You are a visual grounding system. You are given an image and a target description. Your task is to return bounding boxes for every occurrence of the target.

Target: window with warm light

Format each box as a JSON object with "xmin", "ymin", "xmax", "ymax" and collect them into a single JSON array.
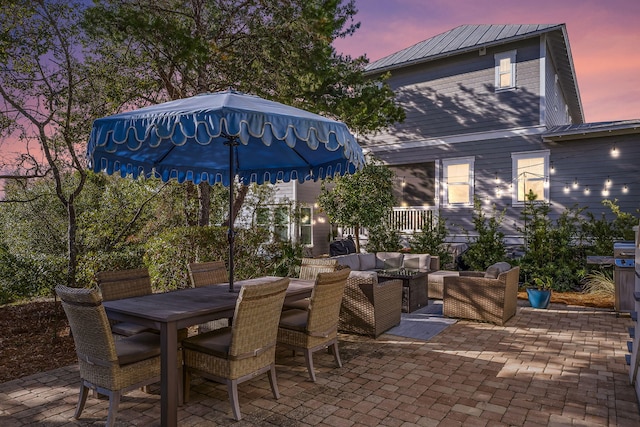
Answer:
[
  {"xmin": 495, "ymin": 50, "xmax": 516, "ymax": 91},
  {"xmin": 257, "ymin": 205, "xmax": 313, "ymax": 245},
  {"xmin": 299, "ymin": 207, "xmax": 312, "ymax": 246},
  {"xmin": 512, "ymin": 151, "xmax": 550, "ymax": 204},
  {"xmin": 442, "ymin": 157, "xmax": 474, "ymax": 205}
]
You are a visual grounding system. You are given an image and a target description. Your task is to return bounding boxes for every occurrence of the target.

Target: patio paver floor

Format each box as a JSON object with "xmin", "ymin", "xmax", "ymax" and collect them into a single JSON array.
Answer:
[{"xmin": 1, "ymin": 302, "xmax": 639, "ymax": 426}]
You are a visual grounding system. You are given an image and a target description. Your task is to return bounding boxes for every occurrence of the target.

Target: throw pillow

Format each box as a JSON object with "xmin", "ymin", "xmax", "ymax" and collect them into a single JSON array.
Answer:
[
  {"xmin": 383, "ymin": 255, "xmax": 403, "ymax": 270},
  {"xmin": 484, "ymin": 262, "xmax": 511, "ymax": 279},
  {"xmin": 403, "ymin": 254, "xmax": 431, "ymax": 270}
]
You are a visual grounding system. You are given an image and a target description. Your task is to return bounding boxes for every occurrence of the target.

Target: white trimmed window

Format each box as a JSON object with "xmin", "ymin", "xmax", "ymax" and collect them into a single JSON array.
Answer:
[
  {"xmin": 511, "ymin": 150, "xmax": 550, "ymax": 204},
  {"xmin": 442, "ymin": 157, "xmax": 474, "ymax": 206},
  {"xmin": 495, "ymin": 50, "xmax": 517, "ymax": 91},
  {"xmin": 256, "ymin": 205, "xmax": 313, "ymax": 246},
  {"xmin": 299, "ymin": 207, "xmax": 312, "ymax": 246}
]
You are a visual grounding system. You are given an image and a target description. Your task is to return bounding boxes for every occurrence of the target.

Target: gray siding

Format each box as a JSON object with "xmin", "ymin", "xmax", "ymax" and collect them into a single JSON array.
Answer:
[
  {"xmin": 544, "ymin": 133, "xmax": 640, "ymax": 218},
  {"xmin": 544, "ymin": 49, "xmax": 571, "ymax": 126},
  {"xmin": 364, "ymin": 38, "xmax": 543, "ymax": 146}
]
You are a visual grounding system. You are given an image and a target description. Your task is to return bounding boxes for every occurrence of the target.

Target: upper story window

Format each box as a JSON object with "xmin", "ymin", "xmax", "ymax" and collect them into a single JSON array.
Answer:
[
  {"xmin": 298, "ymin": 207, "xmax": 312, "ymax": 246},
  {"xmin": 511, "ymin": 150, "xmax": 550, "ymax": 204},
  {"xmin": 442, "ymin": 157, "xmax": 474, "ymax": 206},
  {"xmin": 495, "ymin": 50, "xmax": 517, "ymax": 91}
]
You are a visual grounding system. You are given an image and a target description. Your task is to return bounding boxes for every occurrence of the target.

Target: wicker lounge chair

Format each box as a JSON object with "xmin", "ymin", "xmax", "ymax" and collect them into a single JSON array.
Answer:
[
  {"xmin": 188, "ymin": 261, "xmax": 230, "ymax": 332},
  {"xmin": 182, "ymin": 277, "xmax": 290, "ymax": 421},
  {"xmin": 277, "ymin": 268, "xmax": 351, "ymax": 382},
  {"xmin": 55, "ymin": 285, "xmax": 161, "ymax": 427},
  {"xmin": 97, "ymin": 268, "xmax": 154, "ymax": 337},
  {"xmin": 443, "ymin": 265, "xmax": 520, "ymax": 325},
  {"xmin": 339, "ymin": 272, "xmax": 402, "ymax": 338}
]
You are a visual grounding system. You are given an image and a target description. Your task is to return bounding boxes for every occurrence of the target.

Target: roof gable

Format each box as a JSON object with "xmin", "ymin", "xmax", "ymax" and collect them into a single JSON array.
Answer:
[
  {"xmin": 365, "ymin": 24, "xmax": 563, "ymax": 72},
  {"xmin": 365, "ymin": 24, "xmax": 584, "ymax": 124}
]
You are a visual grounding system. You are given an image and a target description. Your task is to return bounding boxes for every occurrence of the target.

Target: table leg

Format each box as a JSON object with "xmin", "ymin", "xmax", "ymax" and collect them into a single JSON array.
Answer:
[{"xmin": 161, "ymin": 322, "xmax": 178, "ymax": 427}]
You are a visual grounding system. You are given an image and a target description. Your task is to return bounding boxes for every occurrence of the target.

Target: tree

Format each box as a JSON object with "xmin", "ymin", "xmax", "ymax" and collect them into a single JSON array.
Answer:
[
  {"xmin": 0, "ymin": 0, "xmax": 111, "ymax": 285},
  {"xmin": 83, "ymin": 0, "xmax": 405, "ymax": 225},
  {"xmin": 317, "ymin": 159, "xmax": 395, "ymax": 252}
]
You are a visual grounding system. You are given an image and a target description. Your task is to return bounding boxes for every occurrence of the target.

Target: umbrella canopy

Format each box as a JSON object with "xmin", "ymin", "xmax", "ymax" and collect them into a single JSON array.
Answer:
[{"xmin": 87, "ymin": 90, "xmax": 365, "ymax": 290}]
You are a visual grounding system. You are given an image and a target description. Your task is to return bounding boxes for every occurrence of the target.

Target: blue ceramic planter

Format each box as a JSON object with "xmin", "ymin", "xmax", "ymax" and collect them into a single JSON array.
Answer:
[{"xmin": 526, "ymin": 288, "xmax": 551, "ymax": 309}]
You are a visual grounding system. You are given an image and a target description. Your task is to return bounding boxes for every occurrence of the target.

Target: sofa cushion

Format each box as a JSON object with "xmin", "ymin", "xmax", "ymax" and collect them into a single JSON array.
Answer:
[
  {"xmin": 335, "ymin": 253, "xmax": 360, "ymax": 271},
  {"xmin": 484, "ymin": 262, "xmax": 512, "ymax": 279},
  {"xmin": 358, "ymin": 253, "xmax": 377, "ymax": 271},
  {"xmin": 403, "ymin": 254, "xmax": 431, "ymax": 270},
  {"xmin": 375, "ymin": 252, "xmax": 403, "ymax": 269}
]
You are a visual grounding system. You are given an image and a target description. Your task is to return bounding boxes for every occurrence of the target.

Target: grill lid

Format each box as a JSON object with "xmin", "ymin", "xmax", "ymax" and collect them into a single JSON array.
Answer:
[{"xmin": 613, "ymin": 242, "xmax": 635, "ymax": 259}]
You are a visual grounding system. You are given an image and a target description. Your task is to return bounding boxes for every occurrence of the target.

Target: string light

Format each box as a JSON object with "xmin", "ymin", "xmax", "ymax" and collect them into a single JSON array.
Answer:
[
  {"xmin": 573, "ymin": 178, "xmax": 578, "ymax": 189},
  {"xmin": 623, "ymin": 184, "xmax": 629, "ymax": 193},
  {"xmin": 584, "ymin": 186, "xmax": 590, "ymax": 195},
  {"xmin": 550, "ymin": 161, "xmax": 555, "ymax": 174},
  {"xmin": 564, "ymin": 183, "xmax": 570, "ymax": 194},
  {"xmin": 611, "ymin": 143, "xmax": 619, "ymax": 158},
  {"xmin": 601, "ymin": 187, "xmax": 609, "ymax": 197},
  {"xmin": 605, "ymin": 176, "xmax": 611, "ymax": 188}
]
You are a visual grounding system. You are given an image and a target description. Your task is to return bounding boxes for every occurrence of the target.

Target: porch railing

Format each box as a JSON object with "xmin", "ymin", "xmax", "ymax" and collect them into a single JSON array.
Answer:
[{"xmin": 340, "ymin": 206, "xmax": 438, "ymax": 238}]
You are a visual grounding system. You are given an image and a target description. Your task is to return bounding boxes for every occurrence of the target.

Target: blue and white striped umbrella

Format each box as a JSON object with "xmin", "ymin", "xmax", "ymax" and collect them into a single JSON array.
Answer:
[{"xmin": 87, "ymin": 90, "xmax": 365, "ymax": 290}]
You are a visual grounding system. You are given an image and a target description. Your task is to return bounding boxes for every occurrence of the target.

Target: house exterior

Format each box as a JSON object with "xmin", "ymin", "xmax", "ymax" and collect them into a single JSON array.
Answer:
[{"xmin": 271, "ymin": 24, "xmax": 640, "ymax": 255}]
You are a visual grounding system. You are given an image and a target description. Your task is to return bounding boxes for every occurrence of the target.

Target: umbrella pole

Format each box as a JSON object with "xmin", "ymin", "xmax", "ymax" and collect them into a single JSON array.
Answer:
[{"xmin": 226, "ymin": 136, "xmax": 239, "ymax": 292}]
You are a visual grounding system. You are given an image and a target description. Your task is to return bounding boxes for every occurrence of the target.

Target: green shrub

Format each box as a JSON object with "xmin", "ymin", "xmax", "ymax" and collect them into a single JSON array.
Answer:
[
  {"xmin": 462, "ymin": 198, "xmax": 506, "ymax": 271},
  {"xmin": 366, "ymin": 221, "xmax": 403, "ymax": 253},
  {"xmin": 517, "ymin": 191, "xmax": 586, "ymax": 291},
  {"xmin": 408, "ymin": 214, "xmax": 452, "ymax": 268},
  {"xmin": 143, "ymin": 225, "xmax": 277, "ymax": 291},
  {"xmin": 0, "ymin": 247, "xmax": 67, "ymax": 305}
]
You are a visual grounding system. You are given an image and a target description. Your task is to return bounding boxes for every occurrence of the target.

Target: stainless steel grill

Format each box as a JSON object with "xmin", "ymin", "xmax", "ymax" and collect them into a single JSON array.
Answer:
[{"xmin": 614, "ymin": 242, "xmax": 636, "ymax": 314}]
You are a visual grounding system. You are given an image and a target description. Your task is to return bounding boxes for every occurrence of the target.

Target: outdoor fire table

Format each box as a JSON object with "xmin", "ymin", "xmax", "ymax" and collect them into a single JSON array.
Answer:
[{"xmin": 377, "ymin": 269, "xmax": 429, "ymax": 312}]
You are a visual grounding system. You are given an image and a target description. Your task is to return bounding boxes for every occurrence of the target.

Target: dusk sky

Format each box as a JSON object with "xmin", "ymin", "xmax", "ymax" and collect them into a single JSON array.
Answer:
[{"xmin": 333, "ymin": 0, "xmax": 640, "ymax": 123}]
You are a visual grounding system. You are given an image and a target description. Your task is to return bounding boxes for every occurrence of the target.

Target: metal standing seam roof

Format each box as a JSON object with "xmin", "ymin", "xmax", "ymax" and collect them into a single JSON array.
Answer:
[
  {"xmin": 365, "ymin": 24, "xmax": 584, "ymax": 123},
  {"xmin": 543, "ymin": 120, "xmax": 640, "ymax": 141}
]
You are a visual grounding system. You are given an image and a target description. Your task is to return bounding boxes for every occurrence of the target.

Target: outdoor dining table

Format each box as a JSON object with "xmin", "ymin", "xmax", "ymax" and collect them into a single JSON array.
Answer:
[{"xmin": 103, "ymin": 276, "xmax": 315, "ymax": 427}]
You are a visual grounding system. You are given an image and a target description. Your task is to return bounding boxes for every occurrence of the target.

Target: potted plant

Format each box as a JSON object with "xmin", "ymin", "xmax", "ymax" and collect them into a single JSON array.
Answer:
[{"xmin": 526, "ymin": 276, "xmax": 553, "ymax": 309}]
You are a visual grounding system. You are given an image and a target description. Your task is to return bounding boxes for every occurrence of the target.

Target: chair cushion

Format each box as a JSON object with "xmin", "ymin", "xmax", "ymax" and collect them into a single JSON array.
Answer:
[
  {"xmin": 278, "ymin": 309, "xmax": 308, "ymax": 332},
  {"xmin": 358, "ymin": 253, "xmax": 377, "ymax": 270},
  {"xmin": 403, "ymin": 254, "xmax": 431, "ymax": 270},
  {"xmin": 334, "ymin": 254, "xmax": 360, "ymax": 271},
  {"xmin": 115, "ymin": 332, "xmax": 161, "ymax": 366},
  {"xmin": 484, "ymin": 262, "xmax": 512, "ymax": 279},
  {"xmin": 283, "ymin": 298, "xmax": 310, "ymax": 311},
  {"xmin": 111, "ymin": 322, "xmax": 152, "ymax": 337},
  {"xmin": 182, "ymin": 327, "xmax": 232, "ymax": 359},
  {"xmin": 428, "ymin": 270, "xmax": 460, "ymax": 285}
]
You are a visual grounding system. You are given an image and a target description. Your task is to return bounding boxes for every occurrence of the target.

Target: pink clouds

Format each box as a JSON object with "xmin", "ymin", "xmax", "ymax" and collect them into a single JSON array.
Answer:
[{"xmin": 334, "ymin": 0, "xmax": 640, "ymax": 122}]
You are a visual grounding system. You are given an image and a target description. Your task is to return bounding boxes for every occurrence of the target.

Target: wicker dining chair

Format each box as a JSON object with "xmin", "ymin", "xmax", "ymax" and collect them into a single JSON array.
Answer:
[
  {"xmin": 283, "ymin": 258, "xmax": 340, "ymax": 310},
  {"xmin": 187, "ymin": 261, "xmax": 228, "ymax": 287},
  {"xmin": 187, "ymin": 261, "xmax": 230, "ymax": 332},
  {"xmin": 182, "ymin": 277, "xmax": 290, "ymax": 421},
  {"xmin": 277, "ymin": 268, "xmax": 351, "ymax": 382},
  {"xmin": 97, "ymin": 268, "xmax": 154, "ymax": 337},
  {"xmin": 55, "ymin": 285, "xmax": 161, "ymax": 427}
]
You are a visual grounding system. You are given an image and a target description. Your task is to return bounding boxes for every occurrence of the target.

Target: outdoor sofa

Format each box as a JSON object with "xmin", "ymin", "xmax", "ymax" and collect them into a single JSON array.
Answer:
[{"xmin": 331, "ymin": 252, "xmax": 440, "ymax": 273}]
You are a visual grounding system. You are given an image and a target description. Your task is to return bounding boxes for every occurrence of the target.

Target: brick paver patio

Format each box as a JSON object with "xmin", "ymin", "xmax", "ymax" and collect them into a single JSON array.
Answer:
[{"xmin": 1, "ymin": 302, "xmax": 639, "ymax": 426}]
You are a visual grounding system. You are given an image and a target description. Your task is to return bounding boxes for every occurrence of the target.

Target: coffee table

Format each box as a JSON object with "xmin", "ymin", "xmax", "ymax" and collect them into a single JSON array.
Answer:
[{"xmin": 377, "ymin": 269, "xmax": 429, "ymax": 312}]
